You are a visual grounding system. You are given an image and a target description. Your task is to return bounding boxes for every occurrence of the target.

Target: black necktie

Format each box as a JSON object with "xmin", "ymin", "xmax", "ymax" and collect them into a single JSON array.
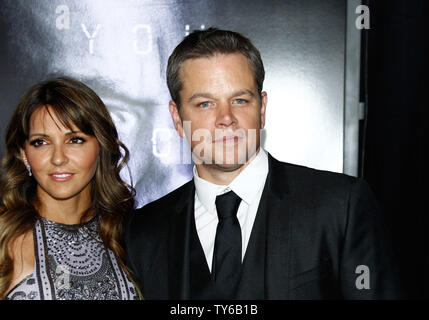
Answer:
[{"xmin": 212, "ymin": 190, "xmax": 242, "ymax": 299}]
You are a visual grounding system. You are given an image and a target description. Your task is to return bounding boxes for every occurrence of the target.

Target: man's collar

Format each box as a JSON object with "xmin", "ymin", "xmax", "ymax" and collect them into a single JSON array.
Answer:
[
  {"xmin": 229, "ymin": 149, "xmax": 268, "ymax": 205},
  {"xmin": 193, "ymin": 149, "xmax": 269, "ymax": 214},
  {"xmin": 193, "ymin": 166, "xmax": 224, "ymax": 214}
]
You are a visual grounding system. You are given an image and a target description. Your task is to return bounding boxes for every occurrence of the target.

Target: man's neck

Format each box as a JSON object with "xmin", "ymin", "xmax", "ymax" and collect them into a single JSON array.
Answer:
[{"xmin": 195, "ymin": 149, "xmax": 260, "ymax": 185}]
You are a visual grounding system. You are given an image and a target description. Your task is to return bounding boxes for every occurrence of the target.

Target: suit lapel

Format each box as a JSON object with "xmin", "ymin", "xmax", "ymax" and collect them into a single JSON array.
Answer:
[
  {"xmin": 236, "ymin": 153, "xmax": 293, "ymax": 299},
  {"xmin": 167, "ymin": 181, "xmax": 195, "ymax": 299},
  {"xmin": 236, "ymin": 189, "xmax": 267, "ymax": 299},
  {"xmin": 264, "ymin": 154, "xmax": 293, "ymax": 299}
]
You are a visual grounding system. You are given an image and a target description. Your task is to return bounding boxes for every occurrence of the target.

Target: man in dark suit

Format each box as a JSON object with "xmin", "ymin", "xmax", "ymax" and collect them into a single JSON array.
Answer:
[{"xmin": 125, "ymin": 28, "xmax": 402, "ymax": 299}]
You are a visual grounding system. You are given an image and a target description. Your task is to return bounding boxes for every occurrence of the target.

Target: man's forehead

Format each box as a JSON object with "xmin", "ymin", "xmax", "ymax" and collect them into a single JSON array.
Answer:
[
  {"xmin": 179, "ymin": 52, "xmax": 255, "ymax": 86},
  {"xmin": 177, "ymin": 52, "xmax": 259, "ymax": 103},
  {"xmin": 182, "ymin": 52, "xmax": 249, "ymax": 68}
]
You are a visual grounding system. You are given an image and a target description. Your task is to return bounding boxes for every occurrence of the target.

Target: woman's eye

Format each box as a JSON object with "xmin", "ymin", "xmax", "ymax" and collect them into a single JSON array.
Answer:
[
  {"xmin": 69, "ymin": 136, "xmax": 86, "ymax": 144},
  {"xmin": 29, "ymin": 139, "xmax": 46, "ymax": 147}
]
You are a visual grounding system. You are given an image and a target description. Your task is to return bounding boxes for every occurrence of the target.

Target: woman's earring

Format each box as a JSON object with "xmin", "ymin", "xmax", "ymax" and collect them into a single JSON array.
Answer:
[{"xmin": 24, "ymin": 159, "xmax": 32, "ymax": 176}]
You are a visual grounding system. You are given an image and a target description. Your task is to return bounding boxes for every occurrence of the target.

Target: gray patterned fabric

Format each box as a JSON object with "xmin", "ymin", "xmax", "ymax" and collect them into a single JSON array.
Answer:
[{"xmin": 6, "ymin": 215, "xmax": 138, "ymax": 300}]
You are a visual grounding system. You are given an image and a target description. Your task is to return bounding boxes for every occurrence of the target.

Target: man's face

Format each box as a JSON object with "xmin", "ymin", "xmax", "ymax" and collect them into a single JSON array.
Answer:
[{"xmin": 169, "ymin": 53, "xmax": 267, "ymax": 172}]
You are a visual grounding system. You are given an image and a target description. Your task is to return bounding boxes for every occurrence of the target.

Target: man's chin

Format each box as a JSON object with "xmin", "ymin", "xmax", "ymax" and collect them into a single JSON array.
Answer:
[{"xmin": 208, "ymin": 162, "xmax": 245, "ymax": 172}]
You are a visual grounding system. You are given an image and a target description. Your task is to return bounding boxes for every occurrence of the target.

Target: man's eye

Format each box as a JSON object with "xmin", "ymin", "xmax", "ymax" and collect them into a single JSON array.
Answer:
[
  {"xmin": 69, "ymin": 137, "xmax": 86, "ymax": 144},
  {"xmin": 199, "ymin": 101, "xmax": 211, "ymax": 108},
  {"xmin": 29, "ymin": 139, "xmax": 46, "ymax": 147},
  {"xmin": 234, "ymin": 99, "xmax": 247, "ymax": 105}
]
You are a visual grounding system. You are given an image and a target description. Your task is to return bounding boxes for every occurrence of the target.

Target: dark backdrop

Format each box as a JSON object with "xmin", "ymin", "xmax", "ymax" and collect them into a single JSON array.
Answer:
[{"xmin": 362, "ymin": 0, "xmax": 428, "ymax": 298}]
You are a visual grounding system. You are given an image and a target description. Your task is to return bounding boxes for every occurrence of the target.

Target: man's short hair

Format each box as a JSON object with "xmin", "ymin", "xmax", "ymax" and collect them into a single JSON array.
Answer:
[{"xmin": 166, "ymin": 27, "xmax": 265, "ymax": 108}]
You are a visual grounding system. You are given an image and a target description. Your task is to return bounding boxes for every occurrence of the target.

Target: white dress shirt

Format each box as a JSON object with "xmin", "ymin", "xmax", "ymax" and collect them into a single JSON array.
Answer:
[{"xmin": 193, "ymin": 148, "xmax": 269, "ymax": 272}]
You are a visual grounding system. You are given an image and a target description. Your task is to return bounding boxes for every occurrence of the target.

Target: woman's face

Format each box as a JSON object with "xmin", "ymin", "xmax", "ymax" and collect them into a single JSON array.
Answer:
[{"xmin": 20, "ymin": 106, "xmax": 100, "ymax": 202}]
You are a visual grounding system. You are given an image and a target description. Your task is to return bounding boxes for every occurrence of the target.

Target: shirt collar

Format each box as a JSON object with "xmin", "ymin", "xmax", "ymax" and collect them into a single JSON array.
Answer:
[{"xmin": 193, "ymin": 148, "xmax": 269, "ymax": 215}]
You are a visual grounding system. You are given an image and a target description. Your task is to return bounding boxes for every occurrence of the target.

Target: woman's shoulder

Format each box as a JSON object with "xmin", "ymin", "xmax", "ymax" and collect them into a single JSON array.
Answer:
[
  {"xmin": 9, "ymin": 229, "xmax": 34, "ymax": 259},
  {"xmin": 4, "ymin": 227, "xmax": 35, "ymax": 297}
]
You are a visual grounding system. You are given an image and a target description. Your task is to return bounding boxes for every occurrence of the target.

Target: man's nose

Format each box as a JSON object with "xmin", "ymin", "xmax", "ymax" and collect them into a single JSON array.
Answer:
[
  {"xmin": 51, "ymin": 145, "xmax": 68, "ymax": 166},
  {"xmin": 216, "ymin": 102, "xmax": 237, "ymax": 127}
]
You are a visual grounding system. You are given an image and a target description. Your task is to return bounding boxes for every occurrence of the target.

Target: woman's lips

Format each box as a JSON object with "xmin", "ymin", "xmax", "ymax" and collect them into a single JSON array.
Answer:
[{"xmin": 49, "ymin": 173, "xmax": 74, "ymax": 182}]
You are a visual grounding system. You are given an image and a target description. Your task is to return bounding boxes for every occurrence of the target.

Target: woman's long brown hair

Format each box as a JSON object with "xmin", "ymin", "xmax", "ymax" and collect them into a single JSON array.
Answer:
[{"xmin": 0, "ymin": 77, "xmax": 140, "ymax": 298}]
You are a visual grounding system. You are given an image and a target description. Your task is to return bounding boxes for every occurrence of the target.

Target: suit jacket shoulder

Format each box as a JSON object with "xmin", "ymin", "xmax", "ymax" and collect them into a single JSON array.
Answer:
[
  {"xmin": 268, "ymin": 155, "xmax": 374, "ymax": 223},
  {"xmin": 269, "ymin": 156, "xmax": 401, "ymax": 299},
  {"xmin": 126, "ymin": 180, "xmax": 193, "ymax": 240},
  {"xmin": 124, "ymin": 180, "xmax": 194, "ymax": 290},
  {"xmin": 277, "ymin": 157, "xmax": 364, "ymax": 194}
]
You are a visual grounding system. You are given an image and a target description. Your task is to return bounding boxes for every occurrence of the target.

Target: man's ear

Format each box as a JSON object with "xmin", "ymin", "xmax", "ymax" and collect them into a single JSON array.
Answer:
[
  {"xmin": 260, "ymin": 91, "xmax": 268, "ymax": 129},
  {"xmin": 169, "ymin": 100, "xmax": 184, "ymax": 138}
]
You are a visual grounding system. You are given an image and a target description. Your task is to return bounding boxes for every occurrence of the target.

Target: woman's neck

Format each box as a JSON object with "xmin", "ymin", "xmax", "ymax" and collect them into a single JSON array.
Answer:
[{"xmin": 35, "ymin": 186, "xmax": 93, "ymax": 225}]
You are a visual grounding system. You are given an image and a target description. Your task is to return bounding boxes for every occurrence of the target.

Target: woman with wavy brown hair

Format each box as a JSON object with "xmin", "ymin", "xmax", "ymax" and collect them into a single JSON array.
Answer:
[{"xmin": 0, "ymin": 77, "xmax": 141, "ymax": 300}]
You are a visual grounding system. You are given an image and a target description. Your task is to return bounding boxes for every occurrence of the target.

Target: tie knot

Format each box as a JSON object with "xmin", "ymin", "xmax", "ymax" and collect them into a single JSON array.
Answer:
[{"xmin": 215, "ymin": 191, "xmax": 242, "ymax": 220}]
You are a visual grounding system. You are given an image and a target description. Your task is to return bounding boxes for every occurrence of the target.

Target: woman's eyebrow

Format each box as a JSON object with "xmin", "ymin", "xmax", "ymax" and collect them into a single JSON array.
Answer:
[{"xmin": 28, "ymin": 131, "xmax": 83, "ymax": 138}]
